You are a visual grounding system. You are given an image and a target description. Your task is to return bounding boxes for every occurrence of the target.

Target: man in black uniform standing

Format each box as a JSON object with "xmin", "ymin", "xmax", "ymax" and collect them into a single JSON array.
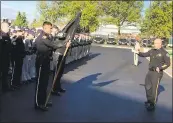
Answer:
[
  {"xmin": 0, "ymin": 22, "xmax": 12, "ymax": 92},
  {"xmin": 134, "ymin": 38, "xmax": 170, "ymax": 111},
  {"xmin": 34, "ymin": 21, "xmax": 71, "ymax": 111},
  {"xmin": 51, "ymin": 26, "xmax": 67, "ymax": 96},
  {"xmin": 11, "ymin": 29, "xmax": 25, "ymax": 89}
]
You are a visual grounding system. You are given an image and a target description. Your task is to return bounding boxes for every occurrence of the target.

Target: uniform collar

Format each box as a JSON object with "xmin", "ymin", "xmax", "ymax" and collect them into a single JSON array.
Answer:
[{"xmin": 1, "ymin": 31, "xmax": 9, "ymax": 37}]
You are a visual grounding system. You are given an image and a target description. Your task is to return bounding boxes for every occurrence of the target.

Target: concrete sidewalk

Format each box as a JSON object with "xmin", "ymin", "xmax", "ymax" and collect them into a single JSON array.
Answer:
[{"xmin": 92, "ymin": 43, "xmax": 172, "ymax": 78}]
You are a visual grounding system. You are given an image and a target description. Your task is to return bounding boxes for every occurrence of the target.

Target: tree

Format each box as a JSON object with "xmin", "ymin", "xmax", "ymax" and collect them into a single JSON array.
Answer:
[
  {"xmin": 100, "ymin": 1, "xmax": 144, "ymax": 36},
  {"xmin": 12, "ymin": 11, "xmax": 28, "ymax": 27},
  {"xmin": 30, "ymin": 19, "xmax": 43, "ymax": 28},
  {"xmin": 36, "ymin": 1, "xmax": 65, "ymax": 24},
  {"xmin": 141, "ymin": 1, "xmax": 172, "ymax": 38},
  {"xmin": 59, "ymin": 1, "xmax": 102, "ymax": 32}
]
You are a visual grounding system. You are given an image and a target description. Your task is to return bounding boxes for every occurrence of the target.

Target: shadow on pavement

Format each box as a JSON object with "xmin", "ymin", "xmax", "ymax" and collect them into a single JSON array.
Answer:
[
  {"xmin": 139, "ymin": 84, "xmax": 165, "ymax": 96},
  {"xmin": 0, "ymin": 73, "xmax": 172, "ymax": 122},
  {"xmin": 92, "ymin": 79, "xmax": 119, "ymax": 87},
  {"xmin": 64, "ymin": 53, "xmax": 101, "ymax": 74}
]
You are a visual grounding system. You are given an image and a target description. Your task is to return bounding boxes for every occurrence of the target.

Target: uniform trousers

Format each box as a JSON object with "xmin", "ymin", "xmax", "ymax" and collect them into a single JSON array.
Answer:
[
  {"xmin": 35, "ymin": 55, "xmax": 50, "ymax": 106},
  {"xmin": 145, "ymin": 70, "xmax": 163, "ymax": 104}
]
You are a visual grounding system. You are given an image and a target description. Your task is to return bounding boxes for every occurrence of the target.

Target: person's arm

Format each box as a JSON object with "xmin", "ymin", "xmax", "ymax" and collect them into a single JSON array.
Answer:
[
  {"xmin": 42, "ymin": 38, "xmax": 64, "ymax": 50},
  {"xmin": 137, "ymin": 50, "xmax": 151, "ymax": 57},
  {"xmin": 158, "ymin": 52, "xmax": 170, "ymax": 70}
]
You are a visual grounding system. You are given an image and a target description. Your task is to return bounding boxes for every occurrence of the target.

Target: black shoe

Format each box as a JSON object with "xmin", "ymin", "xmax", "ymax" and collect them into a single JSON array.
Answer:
[
  {"xmin": 146, "ymin": 103, "xmax": 155, "ymax": 111},
  {"xmin": 31, "ymin": 78, "xmax": 36, "ymax": 83},
  {"xmin": 51, "ymin": 91, "xmax": 61, "ymax": 96},
  {"xmin": 23, "ymin": 81, "xmax": 29, "ymax": 85},
  {"xmin": 35, "ymin": 105, "xmax": 49, "ymax": 111},
  {"xmin": 59, "ymin": 88, "xmax": 66, "ymax": 93},
  {"xmin": 46, "ymin": 101, "xmax": 53, "ymax": 107},
  {"xmin": 145, "ymin": 101, "xmax": 150, "ymax": 106},
  {"xmin": 10, "ymin": 85, "xmax": 20, "ymax": 90}
]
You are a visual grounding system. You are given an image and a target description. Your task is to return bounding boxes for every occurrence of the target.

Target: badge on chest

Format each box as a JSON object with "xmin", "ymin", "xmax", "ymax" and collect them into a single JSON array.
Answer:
[{"xmin": 157, "ymin": 53, "xmax": 162, "ymax": 57}]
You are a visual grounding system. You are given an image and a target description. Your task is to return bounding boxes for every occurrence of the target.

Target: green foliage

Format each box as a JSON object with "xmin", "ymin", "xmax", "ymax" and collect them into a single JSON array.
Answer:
[
  {"xmin": 59, "ymin": 1, "xmax": 101, "ymax": 32},
  {"xmin": 141, "ymin": 1, "xmax": 172, "ymax": 38},
  {"xmin": 100, "ymin": 1, "xmax": 143, "ymax": 35},
  {"xmin": 37, "ymin": 1, "xmax": 102, "ymax": 32},
  {"xmin": 36, "ymin": 1, "xmax": 65, "ymax": 24},
  {"xmin": 12, "ymin": 12, "xmax": 28, "ymax": 27},
  {"xmin": 30, "ymin": 19, "xmax": 43, "ymax": 28}
]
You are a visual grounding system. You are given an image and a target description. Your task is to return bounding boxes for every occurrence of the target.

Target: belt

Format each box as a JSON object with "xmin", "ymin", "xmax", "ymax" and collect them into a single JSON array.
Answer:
[{"xmin": 149, "ymin": 68, "xmax": 163, "ymax": 72}]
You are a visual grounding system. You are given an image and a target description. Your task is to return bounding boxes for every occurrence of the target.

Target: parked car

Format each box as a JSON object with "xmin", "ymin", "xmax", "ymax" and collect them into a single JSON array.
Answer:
[
  {"xmin": 127, "ymin": 38, "xmax": 136, "ymax": 46},
  {"xmin": 142, "ymin": 39, "xmax": 152, "ymax": 47},
  {"xmin": 107, "ymin": 37, "xmax": 116, "ymax": 44},
  {"xmin": 93, "ymin": 35, "xmax": 105, "ymax": 44},
  {"xmin": 117, "ymin": 38, "xmax": 128, "ymax": 45}
]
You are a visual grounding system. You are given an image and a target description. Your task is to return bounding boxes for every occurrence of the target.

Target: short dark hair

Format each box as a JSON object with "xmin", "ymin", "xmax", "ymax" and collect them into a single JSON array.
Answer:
[{"xmin": 43, "ymin": 21, "xmax": 52, "ymax": 27}]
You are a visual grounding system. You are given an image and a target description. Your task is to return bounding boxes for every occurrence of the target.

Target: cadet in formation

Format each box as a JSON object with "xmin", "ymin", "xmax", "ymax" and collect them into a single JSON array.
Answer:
[
  {"xmin": 51, "ymin": 25, "xmax": 68, "ymax": 96},
  {"xmin": 0, "ymin": 22, "xmax": 12, "ymax": 92},
  {"xmin": 11, "ymin": 29, "xmax": 25, "ymax": 89}
]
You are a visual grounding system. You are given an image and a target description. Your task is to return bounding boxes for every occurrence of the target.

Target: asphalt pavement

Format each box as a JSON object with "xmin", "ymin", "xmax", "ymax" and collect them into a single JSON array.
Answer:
[{"xmin": 1, "ymin": 46, "xmax": 172, "ymax": 122}]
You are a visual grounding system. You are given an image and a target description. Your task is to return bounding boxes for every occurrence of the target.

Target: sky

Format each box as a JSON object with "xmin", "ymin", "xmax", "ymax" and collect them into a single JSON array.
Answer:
[{"xmin": 1, "ymin": 1, "xmax": 151, "ymax": 23}]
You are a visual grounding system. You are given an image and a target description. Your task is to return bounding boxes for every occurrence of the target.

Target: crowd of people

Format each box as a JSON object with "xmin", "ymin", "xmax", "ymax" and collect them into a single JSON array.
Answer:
[{"xmin": 0, "ymin": 21, "xmax": 92, "ymax": 111}]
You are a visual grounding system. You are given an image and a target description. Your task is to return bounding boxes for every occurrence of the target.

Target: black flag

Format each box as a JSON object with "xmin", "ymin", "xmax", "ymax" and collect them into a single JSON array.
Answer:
[{"xmin": 57, "ymin": 12, "xmax": 82, "ymax": 42}]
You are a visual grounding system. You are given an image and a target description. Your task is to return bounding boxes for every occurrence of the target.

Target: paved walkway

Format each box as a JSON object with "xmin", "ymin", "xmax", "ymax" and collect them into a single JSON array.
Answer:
[{"xmin": 1, "ymin": 46, "xmax": 172, "ymax": 122}]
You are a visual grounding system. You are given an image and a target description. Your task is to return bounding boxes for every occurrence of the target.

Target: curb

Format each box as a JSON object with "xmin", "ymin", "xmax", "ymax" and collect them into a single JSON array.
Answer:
[{"xmin": 92, "ymin": 44, "xmax": 172, "ymax": 78}]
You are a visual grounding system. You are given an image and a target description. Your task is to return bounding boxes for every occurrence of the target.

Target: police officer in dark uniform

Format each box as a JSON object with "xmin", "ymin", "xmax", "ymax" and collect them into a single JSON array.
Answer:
[
  {"xmin": 0, "ymin": 30, "xmax": 2, "ymax": 93},
  {"xmin": 11, "ymin": 29, "xmax": 25, "ymax": 89},
  {"xmin": 51, "ymin": 26, "xmax": 68, "ymax": 96},
  {"xmin": 34, "ymin": 21, "xmax": 70, "ymax": 111},
  {"xmin": 134, "ymin": 38, "xmax": 170, "ymax": 111},
  {"xmin": 0, "ymin": 22, "xmax": 12, "ymax": 92}
]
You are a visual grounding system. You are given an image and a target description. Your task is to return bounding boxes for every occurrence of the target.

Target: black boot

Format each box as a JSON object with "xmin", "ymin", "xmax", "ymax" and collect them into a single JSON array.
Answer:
[
  {"xmin": 59, "ymin": 88, "xmax": 66, "ymax": 93},
  {"xmin": 146, "ymin": 103, "xmax": 155, "ymax": 111},
  {"xmin": 46, "ymin": 101, "xmax": 53, "ymax": 107},
  {"xmin": 51, "ymin": 90, "xmax": 61, "ymax": 96},
  {"xmin": 35, "ymin": 105, "xmax": 49, "ymax": 111}
]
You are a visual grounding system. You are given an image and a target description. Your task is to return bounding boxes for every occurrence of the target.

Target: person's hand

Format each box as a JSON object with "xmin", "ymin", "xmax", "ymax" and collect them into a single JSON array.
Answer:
[
  {"xmin": 66, "ymin": 40, "xmax": 71, "ymax": 48},
  {"xmin": 135, "ymin": 42, "xmax": 140, "ymax": 51},
  {"xmin": 156, "ymin": 67, "xmax": 160, "ymax": 73},
  {"xmin": 132, "ymin": 49, "xmax": 139, "ymax": 54}
]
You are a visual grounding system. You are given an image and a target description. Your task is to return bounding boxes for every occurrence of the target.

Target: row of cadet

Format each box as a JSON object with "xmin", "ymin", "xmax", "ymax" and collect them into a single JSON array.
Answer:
[{"xmin": 4, "ymin": 26, "xmax": 92, "ymax": 87}]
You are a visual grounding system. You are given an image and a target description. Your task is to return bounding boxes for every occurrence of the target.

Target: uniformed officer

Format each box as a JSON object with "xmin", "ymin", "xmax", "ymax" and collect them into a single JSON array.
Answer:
[
  {"xmin": 34, "ymin": 21, "xmax": 71, "ymax": 111},
  {"xmin": 11, "ymin": 29, "xmax": 25, "ymax": 89},
  {"xmin": 134, "ymin": 38, "xmax": 170, "ymax": 111},
  {"xmin": 51, "ymin": 26, "xmax": 70, "ymax": 96},
  {"xmin": 0, "ymin": 30, "xmax": 2, "ymax": 92},
  {"xmin": 22, "ymin": 30, "xmax": 35, "ymax": 84},
  {"xmin": 0, "ymin": 22, "xmax": 12, "ymax": 92},
  {"xmin": 50, "ymin": 25, "xmax": 60, "ymax": 72}
]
